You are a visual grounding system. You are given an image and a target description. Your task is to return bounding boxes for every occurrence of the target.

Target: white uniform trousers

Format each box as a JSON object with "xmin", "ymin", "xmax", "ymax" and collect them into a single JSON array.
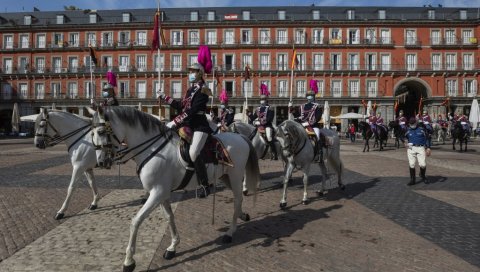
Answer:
[
  {"xmin": 266, "ymin": 127, "xmax": 273, "ymax": 142},
  {"xmin": 407, "ymin": 145, "xmax": 427, "ymax": 168},
  {"xmin": 313, "ymin": 127, "xmax": 320, "ymax": 140},
  {"xmin": 190, "ymin": 131, "xmax": 208, "ymax": 162}
]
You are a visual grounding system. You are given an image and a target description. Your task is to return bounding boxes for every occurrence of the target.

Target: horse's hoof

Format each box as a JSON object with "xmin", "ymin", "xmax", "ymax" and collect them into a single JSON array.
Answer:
[
  {"xmin": 140, "ymin": 198, "xmax": 147, "ymax": 204},
  {"xmin": 316, "ymin": 191, "xmax": 324, "ymax": 197},
  {"xmin": 242, "ymin": 190, "xmax": 248, "ymax": 196},
  {"xmin": 123, "ymin": 262, "xmax": 136, "ymax": 272},
  {"xmin": 88, "ymin": 204, "xmax": 97, "ymax": 210},
  {"xmin": 241, "ymin": 213, "xmax": 250, "ymax": 222},
  {"xmin": 54, "ymin": 213, "xmax": 64, "ymax": 220},
  {"xmin": 302, "ymin": 199, "xmax": 310, "ymax": 205},
  {"xmin": 222, "ymin": 235, "xmax": 233, "ymax": 244},
  {"xmin": 163, "ymin": 250, "xmax": 176, "ymax": 260},
  {"xmin": 279, "ymin": 202, "xmax": 287, "ymax": 209}
]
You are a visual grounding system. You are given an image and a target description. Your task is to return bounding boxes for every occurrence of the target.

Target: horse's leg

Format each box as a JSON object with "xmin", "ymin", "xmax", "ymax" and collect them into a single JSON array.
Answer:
[
  {"xmin": 55, "ymin": 166, "xmax": 82, "ymax": 220},
  {"xmin": 84, "ymin": 168, "xmax": 99, "ymax": 210},
  {"xmin": 316, "ymin": 159, "xmax": 328, "ymax": 197},
  {"xmin": 452, "ymin": 137, "xmax": 456, "ymax": 150},
  {"xmin": 123, "ymin": 188, "xmax": 164, "ymax": 271},
  {"xmin": 161, "ymin": 200, "xmax": 179, "ymax": 259},
  {"xmin": 301, "ymin": 165, "xmax": 311, "ymax": 205},
  {"xmin": 280, "ymin": 161, "xmax": 294, "ymax": 209},
  {"xmin": 223, "ymin": 167, "xmax": 246, "ymax": 243}
]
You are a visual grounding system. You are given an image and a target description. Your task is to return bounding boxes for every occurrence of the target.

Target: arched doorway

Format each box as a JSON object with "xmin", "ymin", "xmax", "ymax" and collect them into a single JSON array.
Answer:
[{"xmin": 394, "ymin": 78, "xmax": 431, "ymax": 120}]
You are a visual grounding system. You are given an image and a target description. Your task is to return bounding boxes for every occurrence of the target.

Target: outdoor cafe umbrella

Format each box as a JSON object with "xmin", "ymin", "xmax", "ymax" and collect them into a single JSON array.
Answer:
[
  {"xmin": 469, "ymin": 98, "xmax": 480, "ymax": 130},
  {"xmin": 11, "ymin": 103, "xmax": 20, "ymax": 133},
  {"xmin": 331, "ymin": 112, "xmax": 365, "ymax": 119},
  {"xmin": 366, "ymin": 100, "xmax": 372, "ymax": 118}
]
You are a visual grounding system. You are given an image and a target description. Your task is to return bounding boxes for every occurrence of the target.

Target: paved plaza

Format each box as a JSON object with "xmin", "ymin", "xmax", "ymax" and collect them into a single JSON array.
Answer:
[{"xmin": 0, "ymin": 137, "xmax": 479, "ymax": 271}]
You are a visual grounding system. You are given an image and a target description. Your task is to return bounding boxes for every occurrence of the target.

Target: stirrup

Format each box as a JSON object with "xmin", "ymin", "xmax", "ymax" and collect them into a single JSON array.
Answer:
[{"xmin": 196, "ymin": 185, "xmax": 210, "ymax": 198}]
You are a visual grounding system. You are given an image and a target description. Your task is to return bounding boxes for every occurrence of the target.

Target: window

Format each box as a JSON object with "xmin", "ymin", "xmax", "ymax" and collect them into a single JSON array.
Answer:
[
  {"xmin": 312, "ymin": 29, "xmax": 323, "ymax": 44},
  {"xmin": 20, "ymin": 35, "xmax": 29, "ymax": 48},
  {"xmin": 24, "ymin": 15, "xmax": 32, "ymax": 25},
  {"xmin": 171, "ymin": 30, "xmax": 183, "ymax": 46},
  {"xmin": 122, "ymin": 13, "xmax": 131, "ymax": 23},
  {"xmin": 428, "ymin": 10, "xmax": 435, "ymax": 20},
  {"xmin": 136, "ymin": 81, "xmax": 147, "ymax": 98},
  {"xmin": 206, "ymin": 30, "xmax": 217, "ymax": 45},
  {"xmin": 241, "ymin": 29, "xmax": 252, "ymax": 44},
  {"xmin": 313, "ymin": 53, "xmax": 324, "ymax": 70},
  {"xmin": 366, "ymin": 53, "xmax": 376, "ymax": 71},
  {"xmin": 243, "ymin": 81, "xmax": 253, "ymax": 97},
  {"xmin": 464, "ymin": 79, "xmax": 477, "ymax": 97},
  {"xmin": 462, "ymin": 29, "xmax": 473, "ymax": 44},
  {"xmin": 36, "ymin": 34, "xmax": 46, "ymax": 48},
  {"xmin": 224, "ymin": 54, "xmax": 234, "ymax": 70},
  {"xmin": 101, "ymin": 32, "xmax": 113, "ymax": 47},
  {"xmin": 35, "ymin": 57, "xmax": 45, "ymax": 73},
  {"xmin": 296, "ymin": 80, "xmax": 306, "ymax": 97},
  {"xmin": 277, "ymin": 29, "xmax": 287, "ymax": 44},
  {"xmin": 19, "ymin": 83, "xmax": 28, "ymax": 99},
  {"xmin": 330, "ymin": 28, "xmax": 341, "ymax": 40},
  {"xmin": 224, "ymin": 30, "xmax": 234, "ymax": 44},
  {"xmin": 189, "ymin": 30, "xmax": 199, "ymax": 45},
  {"xmin": 330, "ymin": 53, "xmax": 341, "ymax": 70},
  {"xmin": 460, "ymin": 10, "xmax": 467, "ymax": 20},
  {"xmin": 278, "ymin": 80, "xmax": 288, "ymax": 97},
  {"xmin": 52, "ymin": 57, "xmax": 62, "ymax": 73},
  {"xmin": 445, "ymin": 29, "xmax": 456, "ymax": 45},
  {"xmin": 446, "ymin": 53, "xmax": 456, "ymax": 71},
  {"xmin": 56, "ymin": 15, "xmax": 65, "ymax": 24},
  {"xmin": 119, "ymin": 81, "xmax": 129, "ymax": 98},
  {"xmin": 431, "ymin": 54, "xmax": 442, "ymax": 70},
  {"xmin": 367, "ymin": 80, "xmax": 377, "ymax": 97},
  {"xmin": 296, "ymin": 53, "xmax": 305, "ymax": 70},
  {"xmin": 171, "ymin": 55, "xmax": 182, "ymax": 71},
  {"xmin": 463, "ymin": 54, "xmax": 473, "ymax": 70},
  {"xmin": 295, "ymin": 29, "xmax": 306, "ymax": 44},
  {"xmin": 312, "ymin": 10, "xmax": 320, "ymax": 20},
  {"xmin": 406, "ymin": 29, "xmax": 417, "ymax": 45},
  {"xmin": 378, "ymin": 10, "xmax": 386, "ymax": 20},
  {"xmin": 4, "ymin": 35, "xmax": 13, "ymax": 49},
  {"xmin": 317, "ymin": 80, "xmax": 325, "ymax": 97},
  {"xmin": 136, "ymin": 55, "xmax": 147, "ymax": 72},
  {"xmin": 406, "ymin": 54, "xmax": 416, "ymax": 71},
  {"xmin": 277, "ymin": 53, "xmax": 288, "ymax": 71},
  {"xmin": 89, "ymin": 14, "xmax": 97, "ymax": 24},
  {"xmin": 257, "ymin": 54, "xmax": 269, "ymax": 71},
  {"xmin": 260, "ymin": 29, "xmax": 270, "ymax": 44},
  {"xmin": 51, "ymin": 82, "xmax": 61, "ymax": 98},
  {"xmin": 118, "ymin": 31, "xmax": 130, "ymax": 47},
  {"xmin": 446, "ymin": 79, "xmax": 457, "ymax": 96},
  {"xmin": 103, "ymin": 56, "xmax": 112, "ymax": 69},
  {"xmin": 242, "ymin": 54, "xmax": 252, "ymax": 68},
  {"xmin": 84, "ymin": 82, "xmax": 95, "ymax": 98},
  {"xmin": 207, "ymin": 11, "xmax": 215, "ymax": 21},
  {"xmin": 136, "ymin": 31, "xmax": 147, "ymax": 46},
  {"xmin": 52, "ymin": 33, "xmax": 64, "ymax": 48},
  {"xmin": 190, "ymin": 11, "xmax": 198, "ymax": 21},
  {"xmin": 431, "ymin": 30, "xmax": 441, "ymax": 45},
  {"xmin": 365, "ymin": 28, "xmax": 376, "ymax": 44},
  {"xmin": 67, "ymin": 82, "xmax": 78, "ymax": 98},
  {"xmin": 278, "ymin": 10, "xmax": 286, "ymax": 20},
  {"xmin": 86, "ymin": 32, "xmax": 96, "ymax": 47},
  {"xmin": 68, "ymin": 57, "xmax": 78, "ymax": 72},
  {"xmin": 189, "ymin": 55, "xmax": 198, "ymax": 67},
  {"xmin": 18, "ymin": 57, "xmax": 28, "ymax": 73},
  {"xmin": 1, "ymin": 83, "xmax": 12, "ymax": 100},
  {"xmin": 348, "ymin": 53, "xmax": 359, "ymax": 70},
  {"xmin": 152, "ymin": 80, "xmax": 165, "ymax": 98},
  {"xmin": 347, "ymin": 10, "xmax": 355, "ymax": 20},
  {"xmin": 348, "ymin": 29, "xmax": 360, "ymax": 44},
  {"xmin": 349, "ymin": 80, "xmax": 360, "ymax": 97},
  {"xmin": 242, "ymin": 10, "xmax": 250, "ymax": 20},
  {"xmin": 119, "ymin": 56, "xmax": 130, "ymax": 72},
  {"xmin": 3, "ymin": 58, "xmax": 13, "ymax": 74},
  {"xmin": 154, "ymin": 54, "xmax": 164, "ymax": 71},
  {"xmin": 331, "ymin": 80, "xmax": 342, "ymax": 97},
  {"xmin": 69, "ymin": 33, "xmax": 79, "ymax": 47},
  {"xmin": 171, "ymin": 81, "xmax": 182, "ymax": 98},
  {"xmin": 380, "ymin": 29, "xmax": 391, "ymax": 44},
  {"xmin": 35, "ymin": 83, "xmax": 45, "ymax": 99}
]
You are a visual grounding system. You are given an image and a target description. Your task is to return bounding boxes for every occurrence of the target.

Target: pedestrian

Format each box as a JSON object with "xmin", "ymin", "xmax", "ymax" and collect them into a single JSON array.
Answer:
[
  {"xmin": 349, "ymin": 123, "xmax": 356, "ymax": 142},
  {"xmin": 405, "ymin": 117, "xmax": 431, "ymax": 185}
]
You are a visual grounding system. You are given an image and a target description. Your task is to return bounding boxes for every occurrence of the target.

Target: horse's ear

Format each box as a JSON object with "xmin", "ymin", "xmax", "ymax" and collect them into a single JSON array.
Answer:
[{"xmin": 85, "ymin": 106, "xmax": 96, "ymax": 116}]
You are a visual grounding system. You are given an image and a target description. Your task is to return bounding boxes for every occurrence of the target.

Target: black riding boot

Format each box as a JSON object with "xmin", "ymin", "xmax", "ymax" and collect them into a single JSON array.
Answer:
[
  {"xmin": 194, "ymin": 156, "xmax": 210, "ymax": 198},
  {"xmin": 268, "ymin": 141, "xmax": 278, "ymax": 160},
  {"xmin": 408, "ymin": 168, "xmax": 416, "ymax": 186},
  {"xmin": 314, "ymin": 141, "xmax": 321, "ymax": 162},
  {"xmin": 420, "ymin": 167, "xmax": 428, "ymax": 184}
]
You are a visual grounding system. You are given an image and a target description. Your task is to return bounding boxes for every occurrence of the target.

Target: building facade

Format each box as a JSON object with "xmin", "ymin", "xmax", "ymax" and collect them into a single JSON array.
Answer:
[{"xmin": 0, "ymin": 6, "xmax": 478, "ymax": 133}]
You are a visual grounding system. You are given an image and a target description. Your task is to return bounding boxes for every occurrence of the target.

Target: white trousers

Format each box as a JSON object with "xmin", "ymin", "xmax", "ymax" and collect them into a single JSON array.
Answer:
[
  {"xmin": 266, "ymin": 127, "xmax": 273, "ymax": 142},
  {"xmin": 190, "ymin": 131, "xmax": 208, "ymax": 162},
  {"xmin": 313, "ymin": 127, "xmax": 320, "ymax": 140},
  {"xmin": 407, "ymin": 146, "xmax": 426, "ymax": 168}
]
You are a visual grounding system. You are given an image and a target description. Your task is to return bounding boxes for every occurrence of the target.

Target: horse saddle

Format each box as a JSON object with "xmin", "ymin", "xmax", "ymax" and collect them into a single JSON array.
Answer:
[
  {"xmin": 305, "ymin": 126, "xmax": 316, "ymax": 137},
  {"xmin": 178, "ymin": 126, "xmax": 234, "ymax": 167}
]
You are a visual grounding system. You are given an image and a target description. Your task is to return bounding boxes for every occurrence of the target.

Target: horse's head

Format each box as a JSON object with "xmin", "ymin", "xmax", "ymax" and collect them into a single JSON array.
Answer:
[
  {"xmin": 276, "ymin": 120, "xmax": 304, "ymax": 157},
  {"xmin": 34, "ymin": 108, "xmax": 54, "ymax": 149},
  {"xmin": 388, "ymin": 120, "xmax": 396, "ymax": 129},
  {"xmin": 88, "ymin": 106, "xmax": 115, "ymax": 169}
]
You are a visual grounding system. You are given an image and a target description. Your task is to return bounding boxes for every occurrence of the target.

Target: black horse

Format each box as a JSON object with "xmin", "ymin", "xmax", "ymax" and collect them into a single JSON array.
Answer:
[
  {"xmin": 388, "ymin": 120, "xmax": 406, "ymax": 149},
  {"xmin": 358, "ymin": 121, "xmax": 374, "ymax": 152},
  {"xmin": 452, "ymin": 122, "xmax": 469, "ymax": 152},
  {"xmin": 371, "ymin": 123, "xmax": 389, "ymax": 151}
]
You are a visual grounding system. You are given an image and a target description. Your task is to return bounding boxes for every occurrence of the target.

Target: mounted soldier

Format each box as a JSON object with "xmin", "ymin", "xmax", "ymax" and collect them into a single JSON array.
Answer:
[
  {"xmin": 248, "ymin": 83, "xmax": 277, "ymax": 160},
  {"xmin": 157, "ymin": 45, "xmax": 213, "ymax": 196},
  {"xmin": 216, "ymin": 89, "xmax": 235, "ymax": 133},
  {"xmin": 418, "ymin": 109, "xmax": 433, "ymax": 135},
  {"xmin": 396, "ymin": 110, "xmax": 408, "ymax": 131},
  {"xmin": 458, "ymin": 112, "xmax": 472, "ymax": 134},
  {"xmin": 101, "ymin": 83, "xmax": 119, "ymax": 106}
]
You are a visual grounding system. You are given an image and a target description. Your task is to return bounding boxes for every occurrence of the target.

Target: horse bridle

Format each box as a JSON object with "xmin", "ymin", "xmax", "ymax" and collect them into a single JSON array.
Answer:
[
  {"xmin": 36, "ymin": 112, "xmax": 91, "ymax": 149},
  {"xmin": 279, "ymin": 126, "xmax": 306, "ymax": 157}
]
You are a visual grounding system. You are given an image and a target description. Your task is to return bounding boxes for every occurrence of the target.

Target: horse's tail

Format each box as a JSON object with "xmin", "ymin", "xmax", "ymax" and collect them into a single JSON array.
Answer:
[
  {"xmin": 240, "ymin": 134, "xmax": 260, "ymax": 201},
  {"xmin": 326, "ymin": 134, "xmax": 343, "ymax": 183}
]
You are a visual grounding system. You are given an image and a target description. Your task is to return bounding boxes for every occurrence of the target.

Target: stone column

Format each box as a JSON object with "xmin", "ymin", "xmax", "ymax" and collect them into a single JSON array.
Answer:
[
  {"xmin": 341, "ymin": 106, "xmax": 348, "ymax": 133},
  {"xmin": 79, "ymin": 107, "xmax": 84, "ymax": 116},
  {"xmin": 147, "ymin": 106, "xmax": 152, "ymax": 114}
]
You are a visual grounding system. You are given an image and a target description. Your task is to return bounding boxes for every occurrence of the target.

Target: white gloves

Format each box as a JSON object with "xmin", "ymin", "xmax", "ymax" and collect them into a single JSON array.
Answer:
[
  {"xmin": 254, "ymin": 121, "xmax": 261, "ymax": 126},
  {"xmin": 302, "ymin": 122, "xmax": 309, "ymax": 127},
  {"xmin": 217, "ymin": 123, "xmax": 222, "ymax": 127},
  {"xmin": 156, "ymin": 90, "xmax": 165, "ymax": 99},
  {"xmin": 288, "ymin": 101, "xmax": 293, "ymax": 107},
  {"xmin": 166, "ymin": 121, "xmax": 176, "ymax": 129}
]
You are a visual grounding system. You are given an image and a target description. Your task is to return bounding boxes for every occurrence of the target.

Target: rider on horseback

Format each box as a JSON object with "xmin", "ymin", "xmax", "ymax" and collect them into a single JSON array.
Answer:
[
  {"xmin": 217, "ymin": 104, "xmax": 235, "ymax": 133},
  {"xmin": 157, "ymin": 46, "xmax": 213, "ymax": 197},
  {"xmin": 396, "ymin": 110, "xmax": 408, "ymax": 131},
  {"xmin": 101, "ymin": 83, "xmax": 119, "ymax": 106},
  {"xmin": 248, "ymin": 83, "xmax": 277, "ymax": 160},
  {"xmin": 371, "ymin": 112, "xmax": 388, "ymax": 135},
  {"xmin": 437, "ymin": 114, "xmax": 448, "ymax": 128},
  {"xmin": 458, "ymin": 113, "xmax": 472, "ymax": 134},
  {"xmin": 289, "ymin": 79, "xmax": 323, "ymax": 162}
]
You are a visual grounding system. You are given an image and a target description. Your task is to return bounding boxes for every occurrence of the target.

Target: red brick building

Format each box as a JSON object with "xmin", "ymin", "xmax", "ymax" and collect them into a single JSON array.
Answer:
[{"xmin": 0, "ymin": 6, "xmax": 478, "ymax": 133}]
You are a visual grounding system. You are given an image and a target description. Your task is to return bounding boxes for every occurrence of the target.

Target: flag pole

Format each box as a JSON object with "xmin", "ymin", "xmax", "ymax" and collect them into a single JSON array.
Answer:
[
  {"xmin": 288, "ymin": 44, "xmax": 295, "ymax": 120},
  {"xmin": 90, "ymin": 47, "xmax": 94, "ymax": 99},
  {"xmin": 157, "ymin": 0, "xmax": 162, "ymax": 120}
]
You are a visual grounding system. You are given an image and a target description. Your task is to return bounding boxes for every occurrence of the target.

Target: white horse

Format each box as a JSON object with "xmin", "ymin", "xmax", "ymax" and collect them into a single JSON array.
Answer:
[
  {"xmin": 34, "ymin": 109, "xmax": 101, "ymax": 220},
  {"xmin": 432, "ymin": 122, "xmax": 447, "ymax": 144},
  {"xmin": 89, "ymin": 106, "xmax": 260, "ymax": 271},
  {"xmin": 275, "ymin": 120, "xmax": 345, "ymax": 208}
]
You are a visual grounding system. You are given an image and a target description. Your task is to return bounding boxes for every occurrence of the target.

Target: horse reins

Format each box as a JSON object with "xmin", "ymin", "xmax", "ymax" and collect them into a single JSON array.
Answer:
[{"xmin": 36, "ymin": 112, "xmax": 91, "ymax": 149}]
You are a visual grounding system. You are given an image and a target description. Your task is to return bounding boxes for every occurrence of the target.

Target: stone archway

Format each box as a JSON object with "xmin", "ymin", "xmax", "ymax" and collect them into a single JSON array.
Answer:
[{"xmin": 394, "ymin": 78, "xmax": 431, "ymax": 119}]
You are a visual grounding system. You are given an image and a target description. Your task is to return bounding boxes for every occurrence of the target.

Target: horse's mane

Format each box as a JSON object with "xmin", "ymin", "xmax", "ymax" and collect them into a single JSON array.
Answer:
[
  {"xmin": 278, "ymin": 120, "xmax": 306, "ymax": 143},
  {"xmin": 232, "ymin": 122, "xmax": 255, "ymax": 135},
  {"xmin": 106, "ymin": 106, "xmax": 168, "ymax": 136}
]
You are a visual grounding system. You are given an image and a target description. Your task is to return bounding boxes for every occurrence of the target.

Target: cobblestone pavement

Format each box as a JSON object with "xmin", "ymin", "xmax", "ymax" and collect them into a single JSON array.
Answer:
[{"xmin": 0, "ymin": 137, "xmax": 479, "ymax": 271}]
